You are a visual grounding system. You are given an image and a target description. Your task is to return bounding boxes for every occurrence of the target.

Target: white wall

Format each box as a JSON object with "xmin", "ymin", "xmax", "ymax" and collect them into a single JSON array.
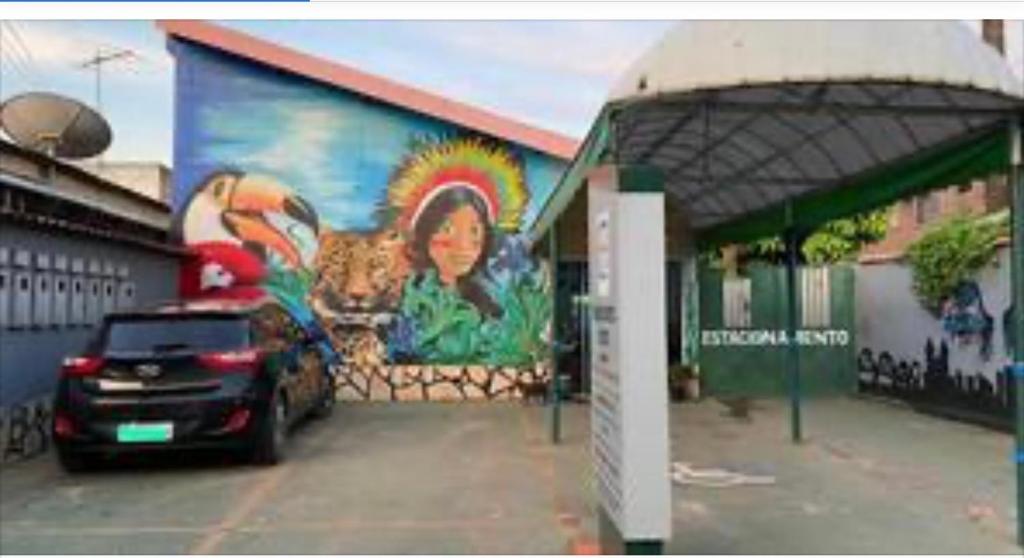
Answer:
[{"xmin": 856, "ymin": 246, "xmax": 1012, "ymax": 381}]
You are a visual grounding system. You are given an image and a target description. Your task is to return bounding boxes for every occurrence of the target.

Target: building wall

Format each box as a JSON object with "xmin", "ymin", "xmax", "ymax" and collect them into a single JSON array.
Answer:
[
  {"xmin": 0, "ymin": 222, "xmax": 180, "ymax": 461},
  {"xmin": 855, "ymin": 246, "xmax": 1015, "ymax": 422},
  {"xmin": 76, "ymin": 162, "xmax": 172, "ymax": 204},
  {"xmin": 170, "ymin": 40, "xmax": 568, "ymax": 401},
  {"xmin": 860, "ymin": 177, "xmax": 1009, "ymax": 261},
  {"xmin": 1, "ymin": 141, "xmax": 172, "ymax": 233}
]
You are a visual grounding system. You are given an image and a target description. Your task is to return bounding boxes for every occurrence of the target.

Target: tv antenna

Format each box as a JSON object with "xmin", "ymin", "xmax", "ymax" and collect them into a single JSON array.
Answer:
[{"xmin": 77, "ymin": 47, "xmax": 137, "ymax": 115}]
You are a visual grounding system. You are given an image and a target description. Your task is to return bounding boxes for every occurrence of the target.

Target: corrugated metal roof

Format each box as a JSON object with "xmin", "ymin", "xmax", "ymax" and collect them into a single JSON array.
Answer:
[{"xmin": 532, "ymin": 21, "xmax": 1024, "ymax": 245}]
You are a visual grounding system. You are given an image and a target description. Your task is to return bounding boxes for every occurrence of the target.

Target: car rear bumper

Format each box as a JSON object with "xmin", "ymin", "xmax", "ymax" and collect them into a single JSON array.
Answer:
[{"xmin": 53, "ymin": 385, "xmax": 268, "ymax": 454}]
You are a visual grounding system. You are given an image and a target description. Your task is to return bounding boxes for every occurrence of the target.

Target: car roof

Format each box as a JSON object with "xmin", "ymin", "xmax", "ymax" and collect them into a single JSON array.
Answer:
[{"xmin": 106, "ymin": 296, "xmax": 277, "ymax": 320}]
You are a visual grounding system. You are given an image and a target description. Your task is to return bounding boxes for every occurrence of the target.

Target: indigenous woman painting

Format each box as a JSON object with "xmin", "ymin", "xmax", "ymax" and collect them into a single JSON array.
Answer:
[
  {"xmin": 382, "ymin": 137, "xmax": 550, "ymax": 365},
  {"xmin": 407, "ymin": 185, "xmax": 501, "ymax": 317}
]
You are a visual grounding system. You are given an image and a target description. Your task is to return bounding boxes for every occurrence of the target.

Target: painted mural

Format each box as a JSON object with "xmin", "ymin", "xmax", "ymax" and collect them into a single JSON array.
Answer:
[
  {"xmin": 940, "ymin": 281, "xmax": 995, "ymax": 360},
  {"xmin": 170, "ymin": 41, "xmax": 565, "ymax": 401},
  {"xmin": 857, "ymin": 340, "xmax": 1016, "ymax": 427},
  {"xmin": 856, "ymin": 247, "xmax": 1015, "ymax": 428}
]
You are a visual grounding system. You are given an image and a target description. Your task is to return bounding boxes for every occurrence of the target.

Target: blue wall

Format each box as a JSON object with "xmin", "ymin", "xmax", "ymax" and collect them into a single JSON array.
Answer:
[
  {"xmin": 172, "ymin": 40, "xmax": 565, "ymax": 233},
  {"xmin": 170, "ymin": 39, "xmax": 569, "ymax": 400}
]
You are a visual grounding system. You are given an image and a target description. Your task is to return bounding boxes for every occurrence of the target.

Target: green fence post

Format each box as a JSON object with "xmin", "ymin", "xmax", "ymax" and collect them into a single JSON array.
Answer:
[
  {"xmin": 549, "ymin": 223, "xmax": 562, "ymax": 445},
  {"xmin": 1009, "ymin": 116, "xmax": 1023, "ymax": 546},
  {"xmin": 785, "ymin": 204, "xmax": 803, "ymax": 444}
]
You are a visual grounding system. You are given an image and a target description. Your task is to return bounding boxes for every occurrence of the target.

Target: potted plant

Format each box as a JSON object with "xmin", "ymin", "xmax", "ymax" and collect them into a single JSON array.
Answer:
[
  {"xmin": 682, "ymin": 364, "xmax": 701, "ymax": 401},
  {"xmin": 668, "ymin": 364, "xmax": 700, "ymax": 402}
]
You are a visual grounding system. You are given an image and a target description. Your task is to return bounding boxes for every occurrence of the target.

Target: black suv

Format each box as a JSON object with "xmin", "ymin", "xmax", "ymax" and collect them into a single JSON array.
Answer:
[{"xmin": 52, "ymin": 297, "xmax": 335, "ymax": 471}]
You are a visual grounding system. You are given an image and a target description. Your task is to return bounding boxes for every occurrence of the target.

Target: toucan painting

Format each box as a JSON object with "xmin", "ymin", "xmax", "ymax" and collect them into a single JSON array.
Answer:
[{"xmin": 177, "ymin": 170, "xmax": 319, "ymax": 270}]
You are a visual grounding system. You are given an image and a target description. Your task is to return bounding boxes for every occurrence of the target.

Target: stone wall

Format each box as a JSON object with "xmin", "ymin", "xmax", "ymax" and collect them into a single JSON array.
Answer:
[{"xmin": 337, "ymin": 364, "xmax": 551, "ymax": 401}]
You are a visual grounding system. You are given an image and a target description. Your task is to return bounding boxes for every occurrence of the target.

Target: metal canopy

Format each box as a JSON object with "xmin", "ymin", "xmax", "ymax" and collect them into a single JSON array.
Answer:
[
  {"xmin": 528, "ymin": 21, "xmax": 1024, "ymax": 548},
  {"xmin": 530, "ymin": 21, "xmax": 1024, "ymax": 246},
  {"xmin": 615, "ymin": 81, "xmax": 1019, "ymax": 231}
]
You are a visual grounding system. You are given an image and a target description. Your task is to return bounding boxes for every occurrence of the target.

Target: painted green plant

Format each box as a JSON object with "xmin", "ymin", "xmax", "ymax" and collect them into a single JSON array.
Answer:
[
  {"xmin": 481, "ymin": 270, "xmax": 552, "ymax": 365},
  {"xmin": 389, "ymin": 268, "xmax": 551, "ymax": 365},
  {"xmin": 263, "ymin": 265, "xmax": 315, "ymax": 309},
  {"xmin": 395, "ymin": 271, "xmax": 487, "ymax": 363},
  {"xmin": 262, "ymin": 265, "xmax": 319, "ymax": 327}
]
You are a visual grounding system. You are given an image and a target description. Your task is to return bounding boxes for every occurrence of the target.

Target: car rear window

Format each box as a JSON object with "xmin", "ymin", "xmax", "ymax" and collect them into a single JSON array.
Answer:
[{"xmin": 102, "ymin": 316, "xmax": 249, "ymax": 354}]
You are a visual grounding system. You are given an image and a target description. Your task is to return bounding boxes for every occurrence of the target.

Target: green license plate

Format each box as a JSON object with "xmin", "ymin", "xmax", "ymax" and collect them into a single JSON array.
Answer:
[{"xmin": 116, "ymin": 422, "xmax": 174, "ymax": 443}]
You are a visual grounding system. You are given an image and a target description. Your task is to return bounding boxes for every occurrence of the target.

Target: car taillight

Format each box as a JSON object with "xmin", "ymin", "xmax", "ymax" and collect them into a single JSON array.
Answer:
[
  {"xmin": 61, "ymin": 356, "xmax": 105, "ymax": 378},
  {"xmin": 223, "ymin": 408, "xmax": 251, "ymax": 432},
  {"xmin": 199, "ymin": 349, "xmax": 262, "ymax": 372},
  {"xmin": 53, "ymin": 413, "xmax": 75, "ymax": 438}
]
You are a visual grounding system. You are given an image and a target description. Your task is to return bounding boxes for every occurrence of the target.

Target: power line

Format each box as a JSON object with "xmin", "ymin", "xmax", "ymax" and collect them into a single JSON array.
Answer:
[
  {"xmin": 1, "ymin": 25, "xmax": 29, "ymax": 72},
  {"xmin": 5, "ymin": 21, "xmax": 37, "ymax": 75},
  {"xmin": 4, "ymin": 22, "xmax": 36, "ymax": 71},
  {"xmin": 1, "ymin": 39, "xmax": 33, "ymax": 85},
  {"xmin": 1, "ymin": 23, "xmax": 32, "ymax": 73},
  {"xmin": 0, "ymin": 22, "xmax": 39, "ymax": 88}
]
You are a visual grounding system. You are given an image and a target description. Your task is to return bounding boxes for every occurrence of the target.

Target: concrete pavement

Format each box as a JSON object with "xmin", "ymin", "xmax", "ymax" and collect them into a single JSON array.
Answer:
[
  {"xmin": 0, "ymin": 403, "xmax": 586, "ymax": 555},
  {"xmin": 661, "ymin": 397, "xmax": 1020, "ymax": 554},
  {"xmin": 0, "ymin": 397, "xmax": 1020, "ymax": 554}
]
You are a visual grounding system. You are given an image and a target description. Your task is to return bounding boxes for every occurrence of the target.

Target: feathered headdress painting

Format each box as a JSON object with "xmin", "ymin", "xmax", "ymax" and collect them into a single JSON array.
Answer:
[{"xmin": 384, "ymin": 136, "xmax": 529, "ymax": 234}]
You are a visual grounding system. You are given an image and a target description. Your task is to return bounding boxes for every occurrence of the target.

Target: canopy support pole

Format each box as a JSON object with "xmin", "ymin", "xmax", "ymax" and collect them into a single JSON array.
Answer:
[
  {"xmin": 785, "ymin": 202, "xmax": 803, "ymax": 444},
  {"xmin": 549, "ymin": 222, "xmax": 562, "ymax": 445},
  {"xmin": 1009, "ymin": 116, "xmax": 1023, "ymax": 546}
]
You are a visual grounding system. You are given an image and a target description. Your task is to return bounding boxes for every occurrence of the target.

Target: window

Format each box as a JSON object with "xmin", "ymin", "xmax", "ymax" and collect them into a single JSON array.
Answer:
[
  {"xmin": 54, "ymin": 276, "xmax": 69, "ymax": 326},
  {"xmin": 13, "ymin": 272, "xmax": 32, "ymax": 328},
  {"xmin": 0, "ymin": 271, "xmax": 9, "ymax": 329},
  {"xmin": 103, "ymin": 317, "xmax": 249, "ymax": 353},
  {"xmin": 33, "ymin": 274, "xmax": 51, "ymax": 328},
  {"xmin": 722, "ymin": 277, "xmax": 752, "ymax": 328},
  {"xmin": 801, "ymin": 267, "xmax": 831, "ymax": 327}
]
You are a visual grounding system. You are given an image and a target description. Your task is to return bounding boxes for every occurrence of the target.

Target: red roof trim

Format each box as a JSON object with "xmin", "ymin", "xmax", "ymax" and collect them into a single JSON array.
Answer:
[{"xmin": 157, "ymin": 20, "xmax": 579, "ymax": 160}]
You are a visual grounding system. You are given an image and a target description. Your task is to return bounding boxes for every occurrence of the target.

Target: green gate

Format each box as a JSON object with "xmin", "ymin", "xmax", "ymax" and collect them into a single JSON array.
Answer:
[{"xmin": 698, "ymin": 263, "xmax": 857, "ymax": 397}]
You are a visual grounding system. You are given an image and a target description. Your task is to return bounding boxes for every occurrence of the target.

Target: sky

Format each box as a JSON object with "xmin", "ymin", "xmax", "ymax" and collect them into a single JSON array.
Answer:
[{"xmin": 1, "ymin": 19, "xmax": 1021, "ymax": 167}]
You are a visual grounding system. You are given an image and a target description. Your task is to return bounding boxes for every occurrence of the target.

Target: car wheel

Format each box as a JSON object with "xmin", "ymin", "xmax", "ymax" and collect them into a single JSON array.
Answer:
[
  {"xmin": 56, "ymin": 446, "xmax": 90, "ymax": 473},
  {"xmin": 311, "ymin": 374, "xmax": 335, "ymax": 419},
  {"xmin": 252, "ymin": 392, "xmax": 287, "ymax": 466}
]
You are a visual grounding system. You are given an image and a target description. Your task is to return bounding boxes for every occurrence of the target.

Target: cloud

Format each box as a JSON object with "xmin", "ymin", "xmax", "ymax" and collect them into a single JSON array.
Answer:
[
  {"xmin": 199, "ymin": 100, "xmax": 379, "ymax": 230},
  {"xmin": 242, "ymin": 106, "xmax": 345, "ymax": 177},
  {"xmin": 203, "ymin": 101, "xmax": 353, "ymax": 193},
  {"xmin": 404, "ymin": 21, "xmax": 673, "ymax": 81}
]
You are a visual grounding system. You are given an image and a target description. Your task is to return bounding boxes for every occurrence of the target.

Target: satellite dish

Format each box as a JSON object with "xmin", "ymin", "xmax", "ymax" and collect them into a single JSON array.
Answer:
[{"xmin": 0, "ymin": 91, "xmax": 111, "ymax": 159}]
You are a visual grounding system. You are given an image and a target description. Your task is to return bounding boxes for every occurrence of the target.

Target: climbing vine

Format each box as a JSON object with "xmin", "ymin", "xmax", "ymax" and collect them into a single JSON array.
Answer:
[
  {"xmin": 905, "ymin": 211, "xmax": 1009, "ymax": 314},
  {"xmin": 720, "ymin": 208, "xmax": 890, "ymax": 266}
]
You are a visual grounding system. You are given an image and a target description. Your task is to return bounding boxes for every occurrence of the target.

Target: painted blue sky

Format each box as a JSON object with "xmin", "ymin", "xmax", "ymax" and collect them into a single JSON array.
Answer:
[
  {"xmin": 173, "ymin": 40, "xmax": 566, "ymax": 231},
  {"xmin": 1, "ymin": 20, "xmax": 1021, "ymax": 167}
]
